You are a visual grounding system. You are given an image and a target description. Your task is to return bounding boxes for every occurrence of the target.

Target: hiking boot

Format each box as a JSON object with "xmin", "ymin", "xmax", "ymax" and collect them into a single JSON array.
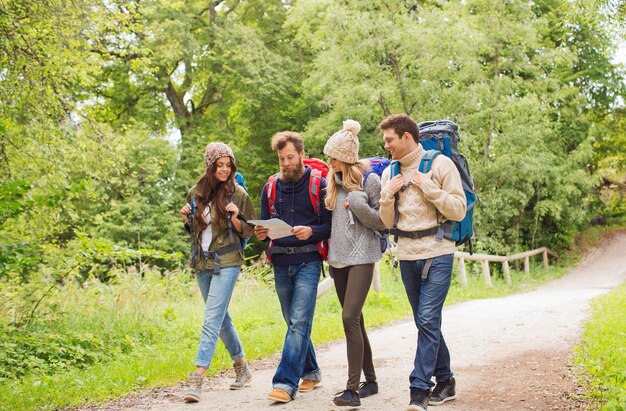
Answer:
[
  {"xmin": 298, "ymin": 379, "xmax": 321, "ymax": 392},
  {"xmin": 429, "ymin": 377, "xmax": 456, "ymax": 405},
  {"xmin": 182, "ymin": 372, "xmax": 203, "ymax": 403},
  {"xmin": 333, "ymin": 389, "xmax": 361, "ymax": 407},
  {"xmin": 358, "ymin": 380, "xmax": 379, "ymax": 398},
  {"xmin": 407, "ymin": 388, "xmax": 430, "ymax": 411},
  {"xmin": 230, "ymin": 359, "xmax": 252, "ymax": 390},
  {"xmin": 267, "ymin": 387, "xmax": 292, "ymax": 403}
]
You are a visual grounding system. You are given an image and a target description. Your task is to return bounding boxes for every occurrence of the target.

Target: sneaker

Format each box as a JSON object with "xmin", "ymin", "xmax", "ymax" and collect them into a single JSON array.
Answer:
[
  {"xmin": 407, "ymin": 388, "xmax": 430, "ymax": 411},
  {"xmin": 298, "ymin": 379, "xmax": 321, "ymax": 392},
  {"xmin": 183, "ymin": 372, "xmax": 203, "ymax": 403},
  {"xmin": 333, "ymin": 389, "xmax": 360, "ymax": 407},
  {"xmin": 267, "ymin": 387, "xmax": 292, "ymax": 403},
  {"xmin": 358, "ymin": 380, "xmax": 379, "ymax": 398},
  {"xmin": 429, "ymin": 377, "xmax": 456, "ymax": 405},
  {"xmin": 230, "ymin": 359, "xmax": 252, "ymax": 390}
]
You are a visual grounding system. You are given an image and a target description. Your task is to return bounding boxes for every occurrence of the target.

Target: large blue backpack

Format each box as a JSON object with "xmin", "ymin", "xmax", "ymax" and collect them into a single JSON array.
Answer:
[
  {"xmin": 419, "ymin": 120, "xmax": 476, "ymax": 252},
  {"xmin": 391, "ymin": 120, "xmax": 477, "ymax": 253}
]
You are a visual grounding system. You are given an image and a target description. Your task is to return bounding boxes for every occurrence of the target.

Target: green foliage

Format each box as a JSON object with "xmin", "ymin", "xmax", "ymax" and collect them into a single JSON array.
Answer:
[
  {"xmin": 288, "ymin": 0, "xmax": 624, "ymax": 252},
  {"xmin": 0, "ymin": 253, "xmax": 576, "ymax": 409},
  {"xmin": 1, "ymin": 0, "xmax": 625, "ymax": 283},
  {"xmin": 574, "ymin": 281, "xmax": 626, "ymax": 410}
]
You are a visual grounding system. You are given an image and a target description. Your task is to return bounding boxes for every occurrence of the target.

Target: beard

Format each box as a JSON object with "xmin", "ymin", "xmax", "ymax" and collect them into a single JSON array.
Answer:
[{"xmin": 281, "ymin": 160, "xmax": 305, "ymax": 183}]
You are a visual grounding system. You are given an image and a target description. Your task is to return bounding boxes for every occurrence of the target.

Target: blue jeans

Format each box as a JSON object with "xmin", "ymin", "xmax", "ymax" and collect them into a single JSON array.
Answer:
[
  {"xmin": 194, "ymin": 266, "xmax": 245, "ymax": 368},
  {"xmin": 272, "ymin": 261, "xmax": 323, "ymax": 398},
  {"xmin": 400, "ymin": 254, "xmax": 454, "ymax": 391}
]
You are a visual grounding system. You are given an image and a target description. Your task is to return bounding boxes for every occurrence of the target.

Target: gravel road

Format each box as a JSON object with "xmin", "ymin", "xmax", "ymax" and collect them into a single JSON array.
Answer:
[{"xmin": 92, "ymin": 232, "xmax": 626, "ymax": 411}]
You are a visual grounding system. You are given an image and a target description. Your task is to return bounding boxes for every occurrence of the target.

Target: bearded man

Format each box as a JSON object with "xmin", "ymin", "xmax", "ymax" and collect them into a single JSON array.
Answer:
[{"xmin": 254, "ymin": 131, "xmax": 332, "ymax": 404}]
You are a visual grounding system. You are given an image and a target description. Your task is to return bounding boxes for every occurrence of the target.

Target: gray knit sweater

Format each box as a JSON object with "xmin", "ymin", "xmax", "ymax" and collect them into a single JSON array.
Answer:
[{"xmin": 328, "ymin": 172, "xmax": 387, "ymax": 268}]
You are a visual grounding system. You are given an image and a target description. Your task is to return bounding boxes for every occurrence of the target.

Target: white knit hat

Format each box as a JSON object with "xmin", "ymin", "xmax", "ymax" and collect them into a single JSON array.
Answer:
[{"xmin": 323, "ymin": 119, "xmax": 361, "ymax": 164}]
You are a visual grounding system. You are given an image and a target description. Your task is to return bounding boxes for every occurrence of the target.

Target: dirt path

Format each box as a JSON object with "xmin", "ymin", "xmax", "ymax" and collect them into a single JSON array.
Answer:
[{"xmin": 95, "ymin": 232, "xmax": 626, "ymax": 410}]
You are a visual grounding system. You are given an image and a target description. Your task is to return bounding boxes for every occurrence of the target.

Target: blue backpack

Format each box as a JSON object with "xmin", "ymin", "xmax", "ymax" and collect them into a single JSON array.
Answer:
[
  {"xmin": 391, "ymin": 120, "xmax": 477, "ymax": 253},
  {"xmin": 362, "ymin": 157, "xmax": 392, "ymax": 253}
]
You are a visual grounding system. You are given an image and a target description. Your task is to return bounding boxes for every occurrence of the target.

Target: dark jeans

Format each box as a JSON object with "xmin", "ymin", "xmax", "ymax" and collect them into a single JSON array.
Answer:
[
  {"xmin": 400, "ymin": 254, "xmax": 454, "ymax": 391},
  {"xmin": 331, "ymin": 264, "xmax": 377, "ymax": 391},
  {"xmin": 272, "ymin": 261, "xmax": 323, "ymax": 398}
]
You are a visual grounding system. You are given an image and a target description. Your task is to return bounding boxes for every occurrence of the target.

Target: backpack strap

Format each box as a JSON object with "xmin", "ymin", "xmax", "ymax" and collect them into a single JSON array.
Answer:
[
  {"xmin": 361, "ymin": 168, "xmax": 374, "ymax": 189},
  {"xmin": 308, "ymin": 168, "xmax": 323, "ymax": 223},
  {"xmin": 190, "ymin": 197, "xmax": 197, "ymax": 215},
  {"xmin": 266, "ymin": 174, "xmax": 279, "ymax": 218},
  {"xmin": 390, "ymin": 151, "xmax": 443, "ymax": 243},
  {"xmin": 419, "ymin": 149, "xmax": 441, "ymax": 173},
  {"xmin": 225, "ymin": 193, "xmax": 238, "ymax": 247}
]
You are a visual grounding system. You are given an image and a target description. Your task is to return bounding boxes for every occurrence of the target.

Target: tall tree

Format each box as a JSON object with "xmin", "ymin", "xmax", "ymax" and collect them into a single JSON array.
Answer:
[{"xmin": 86, "ymin": 0, "xmax": 311, "ymax": 197}]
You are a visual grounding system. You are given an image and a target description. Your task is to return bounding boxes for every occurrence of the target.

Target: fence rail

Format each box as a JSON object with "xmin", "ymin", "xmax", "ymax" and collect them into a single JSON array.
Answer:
[
  {"xmin": 316, "ymin": 246, "xmax": 558, "ymax": 298},
  {"xmin": 454, "ymin": 247, "xmax": 558, "ymax": 287}
]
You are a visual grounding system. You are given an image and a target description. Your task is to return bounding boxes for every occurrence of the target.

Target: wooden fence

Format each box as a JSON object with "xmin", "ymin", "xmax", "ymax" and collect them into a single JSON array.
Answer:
[
  {"xmin": 316, "ymin": 246, "xmax": 558, "ymax": 298},
  {"xmin": 454, "ymin": 247, "xmax": 558, "ymax": 287}
]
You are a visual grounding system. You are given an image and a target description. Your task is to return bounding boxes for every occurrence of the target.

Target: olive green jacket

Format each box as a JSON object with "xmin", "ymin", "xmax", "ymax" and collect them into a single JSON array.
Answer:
[{"xmin": 186, "ymin": 184, "xmax": 256, "ymax": 271}]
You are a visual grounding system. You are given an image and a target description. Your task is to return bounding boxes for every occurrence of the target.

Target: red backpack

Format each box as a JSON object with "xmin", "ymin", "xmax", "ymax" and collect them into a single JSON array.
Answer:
[{"xmin": 265, "ymin": 158, "xmax": 329, "ymax": 261}]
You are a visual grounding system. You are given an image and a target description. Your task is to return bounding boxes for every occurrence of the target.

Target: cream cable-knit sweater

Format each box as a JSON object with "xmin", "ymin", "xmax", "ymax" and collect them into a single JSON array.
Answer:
[{"xmin": 380, "ymin": 145, "xmax": 466, "ymax": 260}]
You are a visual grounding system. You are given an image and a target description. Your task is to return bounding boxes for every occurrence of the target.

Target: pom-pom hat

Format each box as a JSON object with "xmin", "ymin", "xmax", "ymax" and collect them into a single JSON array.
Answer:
[{"xmin": 323, "ymin": 119, "xmax": 361, "ymax": 164}]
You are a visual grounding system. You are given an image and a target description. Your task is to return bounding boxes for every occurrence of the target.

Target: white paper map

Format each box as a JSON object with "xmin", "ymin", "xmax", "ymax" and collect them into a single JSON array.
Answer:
[{"xmin": 247, "ymin": 218, "xmax": 294, "ymax": 240}]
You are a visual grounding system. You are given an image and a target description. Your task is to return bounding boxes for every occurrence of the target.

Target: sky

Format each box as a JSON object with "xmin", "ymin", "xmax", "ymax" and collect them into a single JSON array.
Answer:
[{"xmin": 615, "ymin": 39, "xmax": 626, "ymax": 65}]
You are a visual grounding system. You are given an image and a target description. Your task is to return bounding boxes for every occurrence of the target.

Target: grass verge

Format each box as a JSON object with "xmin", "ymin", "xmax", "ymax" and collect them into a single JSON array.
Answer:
[
  {"xmin": 0, "ymin": 250, "xmax": 585, "ymax": 410},
  {"xmin": 573, "ymin": 282, "xmax": 626, "ymax": 410}
]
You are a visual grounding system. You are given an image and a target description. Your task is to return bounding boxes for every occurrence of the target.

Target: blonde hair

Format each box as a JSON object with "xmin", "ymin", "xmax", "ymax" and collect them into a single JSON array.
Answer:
[{"xmin": 325, "ymin": 159, "xmax": 370, "ymax": 210}]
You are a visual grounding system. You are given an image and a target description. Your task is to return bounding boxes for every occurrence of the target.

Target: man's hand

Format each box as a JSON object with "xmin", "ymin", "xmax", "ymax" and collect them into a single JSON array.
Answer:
[
  {"xmin": 387, "ymin": 174, "xmax": 407, "ymax": 195},
  {"xmin": 411, "ymin": 170, "xmax": 433, "ymax": 189},
  {"xmin": 254, "ymin": 225, "xmax": 269, "ymax": 241},
  {"xmin": 179, "ymin": 203, "xmax": 191, "ymax": 224},
  {"xmin": 292, "ymin": 225, "xmax": 313, "ymax": 240}
]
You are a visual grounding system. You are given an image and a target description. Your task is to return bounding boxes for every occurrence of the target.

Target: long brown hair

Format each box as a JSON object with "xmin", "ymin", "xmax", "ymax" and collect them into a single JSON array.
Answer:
[
  {"xmin": 193, "ymin": 157, "xmax": 237, "ymax": 233},
  {"xmin": 325, "ymin": 159, "xmax": 369, "ymax": 210}
]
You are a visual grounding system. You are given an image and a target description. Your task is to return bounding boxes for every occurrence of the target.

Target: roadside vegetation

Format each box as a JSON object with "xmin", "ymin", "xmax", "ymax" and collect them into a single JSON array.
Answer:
[
  {"xmin": 575, "ymin": 281, "xmax": 626, "ymax": 410},
  {"xmin": 573, "ymin": 225, "xmax": 626, "ymax": 410},
  {"xmin": 0, "ymin": 252, "xmax": 579, "ymax": 411}
]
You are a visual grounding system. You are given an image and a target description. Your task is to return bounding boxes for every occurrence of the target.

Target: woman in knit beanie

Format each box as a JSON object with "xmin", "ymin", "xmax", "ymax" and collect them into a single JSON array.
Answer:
[
  {"xmin": 178, "ymin": 141, "xmax": 256, "ymax": 402},
  {"xmin": 323, "ymin": 120, "xmax": 387, "ymax": 407}
]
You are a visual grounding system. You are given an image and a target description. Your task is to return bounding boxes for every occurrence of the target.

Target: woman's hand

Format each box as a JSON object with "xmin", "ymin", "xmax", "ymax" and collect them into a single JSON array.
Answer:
[
  {"xmin": 179, "ymin": 203, "xmax": 191, "ymax": 224},
  {"xmin": 225, "ymin": 202, "xmax": 239, "ymax": 219}
]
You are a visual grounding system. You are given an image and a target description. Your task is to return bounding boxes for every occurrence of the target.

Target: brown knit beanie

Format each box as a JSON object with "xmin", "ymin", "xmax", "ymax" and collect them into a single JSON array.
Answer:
[
  {"xmin": 204, "ymin": 142, "xmax": 235, "ymax": 168},
  {"xmin": 323, "ymin": 119, "xmax": 361, "ymax": 164}
]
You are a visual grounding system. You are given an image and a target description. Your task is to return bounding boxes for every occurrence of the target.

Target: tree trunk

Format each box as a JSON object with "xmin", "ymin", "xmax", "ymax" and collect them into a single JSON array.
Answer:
[{"xmin": 484, "ymin": 48, "xmax": 500, "ymax": 164}]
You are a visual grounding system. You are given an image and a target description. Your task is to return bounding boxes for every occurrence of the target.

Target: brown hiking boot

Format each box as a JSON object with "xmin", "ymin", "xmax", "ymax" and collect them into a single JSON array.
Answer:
[
  {"xmin": 230, "ymin": 359, "xmax": 252, "ymax": 390},
  {"xmin": 183, "ymin": 372, "xmax": 203, "ymax": 402},
  {"xmin": 298, "ymin": 379, "xmax": 321, "ymax": 392},
  {"xmin": 267, "ymin": 387, "xmax": 292, "ymax": 403}
]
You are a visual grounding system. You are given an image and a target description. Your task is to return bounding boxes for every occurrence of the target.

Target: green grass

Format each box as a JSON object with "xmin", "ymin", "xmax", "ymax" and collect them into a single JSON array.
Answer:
[
  {"xmin": 0, "ymin": 253, "xmax": 582, "ymax": 410},
  {"xmin": 574, "ymin": 282, "xmax": 626, "ymax": 410}
]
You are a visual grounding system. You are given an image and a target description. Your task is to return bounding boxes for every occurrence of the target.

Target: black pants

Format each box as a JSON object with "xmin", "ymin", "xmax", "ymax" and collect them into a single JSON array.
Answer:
[{"xmin": 330, "ymin": 264, "xmax": 377, "ymax": 391}]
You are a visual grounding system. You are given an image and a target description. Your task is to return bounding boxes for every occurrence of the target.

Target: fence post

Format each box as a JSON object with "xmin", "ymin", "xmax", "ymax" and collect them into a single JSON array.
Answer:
[
  {"xmin": 371, "ymin": 261, "xmax": 382, "ymax": 292},
  {"xmin": 524, "ymin": 256, "xmax": 530, "ymax": 273},
  {"xmin": 482, "ymin": 260, "xmax": 492, "ymax": 286},
  {"xmin": 502, "ymin": 260, "xmax": 511, "ymax": 285},
  {"xmin": 457, "ymin": 257, "xmax": 467, "ymax": 288},
  {"xmin": 542, "ymin": 250, "xmax": 549, "ymax": 268},
  {"xmin": 316, "ymin": 277, "xmax": 334, "ymax": 298}
]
